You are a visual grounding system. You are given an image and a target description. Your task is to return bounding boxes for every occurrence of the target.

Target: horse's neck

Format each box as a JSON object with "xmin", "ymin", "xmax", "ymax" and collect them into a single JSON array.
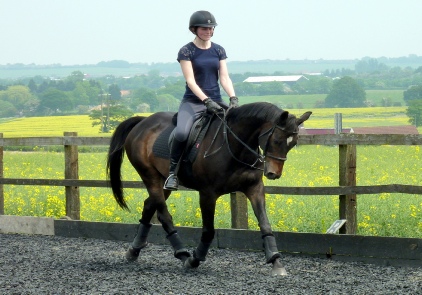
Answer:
[{"xmin": 227, "ymin": 119, "xmax": 263, "ymax": 149}]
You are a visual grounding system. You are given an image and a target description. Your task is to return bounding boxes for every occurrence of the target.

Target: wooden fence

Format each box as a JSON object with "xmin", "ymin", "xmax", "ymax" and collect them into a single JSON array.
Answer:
[{"xmin": 1, "ymin": 132, "xmax": 422, "ymax": 235}]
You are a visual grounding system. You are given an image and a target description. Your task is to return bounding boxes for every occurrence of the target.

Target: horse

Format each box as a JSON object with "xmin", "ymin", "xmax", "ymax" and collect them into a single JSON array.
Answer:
[{"xmin": 106, "ymin": 102, "xmax": 312, "ymax": 276}]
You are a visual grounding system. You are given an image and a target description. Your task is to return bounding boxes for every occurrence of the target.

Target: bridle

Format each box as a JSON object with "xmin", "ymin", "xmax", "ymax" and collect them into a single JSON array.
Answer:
[
  {"xmin": 258, "ymin": 125, "xmax": 297, "ymax": 162},
  {"xmin": 204, "ymin": 112, "xmax": 297, "ymax": 171}
]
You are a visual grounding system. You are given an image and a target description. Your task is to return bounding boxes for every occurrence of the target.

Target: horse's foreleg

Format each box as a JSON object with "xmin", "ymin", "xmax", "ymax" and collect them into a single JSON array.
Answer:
[
  {"xmin": 126, "ymin": 221, "xmax": 152, "ymax": 262},
  {"xmin": 263, "ymin": 235, "xmax": 287, "ymax": 276},
  {"xmin": 184, "ymin": 193, "xmax": 216, "ymax": 269},
  {"xmin": 246, "ymin": 184, "xmax": 287, "ymax": 276},
  {"xmin": 167, "ymin": 231, "xmax": 191, "ymax": 262}
]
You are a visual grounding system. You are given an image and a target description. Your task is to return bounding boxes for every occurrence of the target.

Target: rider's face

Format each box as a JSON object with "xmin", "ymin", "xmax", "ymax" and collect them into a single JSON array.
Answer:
[{"xmin": 196, "ymin": 27, "xmax": 214, "ymax": 40}]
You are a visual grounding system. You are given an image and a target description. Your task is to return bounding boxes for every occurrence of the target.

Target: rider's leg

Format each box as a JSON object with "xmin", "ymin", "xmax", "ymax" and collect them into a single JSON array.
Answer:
[
  {"xmin": 163, "ymin": 138, "xmax": 186, "ymax": 190},
  {"xmin": 163, "ymin": 100, "xmax": 205, "ymax": 191}
]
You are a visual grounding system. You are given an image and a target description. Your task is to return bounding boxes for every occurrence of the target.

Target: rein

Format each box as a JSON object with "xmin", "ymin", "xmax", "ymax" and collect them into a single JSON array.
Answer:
[{"xmin": 203, "ymin": 111, "xmax": 290, "ymax": 170}]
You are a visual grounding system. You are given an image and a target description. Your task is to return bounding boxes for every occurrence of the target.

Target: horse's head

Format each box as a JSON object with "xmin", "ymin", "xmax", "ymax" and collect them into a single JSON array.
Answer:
[{"xmin": 259, "ymin": 110, "xmax": 312, "ymax": 179}]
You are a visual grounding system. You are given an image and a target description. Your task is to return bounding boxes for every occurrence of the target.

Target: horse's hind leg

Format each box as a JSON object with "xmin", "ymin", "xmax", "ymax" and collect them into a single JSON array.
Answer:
[
  {"xmin": 126, "ymin": 220, "xmax": 152, "ymax": 261},
  {"xmin": 125, "ymin": 185, "xmax": 168, "ymax": 262},
  {"xmin": 125, "ymin": 189, "xmax": 161, "ymax": 262},
  {"xmin": 126, "ymin": 184, "xmax": 190, "ymax": 263}
]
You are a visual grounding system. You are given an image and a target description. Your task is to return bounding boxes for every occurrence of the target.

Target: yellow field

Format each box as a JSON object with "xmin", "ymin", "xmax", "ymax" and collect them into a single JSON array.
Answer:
[
  {"xmin": 0, "ymin": 107, "xmax": 413, "ymax": 137},
  {"xmin": 0, "ymin": 113, "xmax": 153, "ymax": 137}
]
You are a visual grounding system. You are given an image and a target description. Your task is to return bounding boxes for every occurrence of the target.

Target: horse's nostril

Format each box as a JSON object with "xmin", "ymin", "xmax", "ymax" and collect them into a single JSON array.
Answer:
[{"xmin": 265, "ymin": 172, "xmax": 280, "ymax": 180}]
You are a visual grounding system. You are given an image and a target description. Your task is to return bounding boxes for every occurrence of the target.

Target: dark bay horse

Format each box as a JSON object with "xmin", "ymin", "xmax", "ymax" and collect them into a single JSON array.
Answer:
[{"xmin": 107, "ymin": 102, "xmax": 311, "ymax": 276}]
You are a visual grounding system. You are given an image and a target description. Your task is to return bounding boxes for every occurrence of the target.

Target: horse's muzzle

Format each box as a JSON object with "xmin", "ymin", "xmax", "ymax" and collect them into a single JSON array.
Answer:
[
  {"xmin": 264, "ymin": 172, "xmax": 281, "ymax": 180},
  {"xmin": 264, "ymin": 160, "xmax": 284, "ymax": 180}
]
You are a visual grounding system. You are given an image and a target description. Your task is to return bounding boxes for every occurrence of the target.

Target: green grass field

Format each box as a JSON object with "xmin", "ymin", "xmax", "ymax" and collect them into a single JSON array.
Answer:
[
  {"xmin": 2, "ymin": 146, "xmax": 421, "ymax": 238},
  {"xmin": 239, "ymin": 90, "xmax": 405, "ymax": 109},
  {"xmin": 1, "ymin": 100, "xmax": 421, "ymax": 238}
]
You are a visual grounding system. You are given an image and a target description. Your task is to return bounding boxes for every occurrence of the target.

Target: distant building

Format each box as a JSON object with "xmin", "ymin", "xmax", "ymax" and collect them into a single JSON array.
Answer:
[{"xmin": 243, "ymin": 75, "xmax": 308, "ymax": 84}]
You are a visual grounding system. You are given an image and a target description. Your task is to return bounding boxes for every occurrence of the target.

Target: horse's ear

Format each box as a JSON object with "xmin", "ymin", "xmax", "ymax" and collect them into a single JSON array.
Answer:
[
  {"xmin": 278, "ymin": 111, "xmax": 289, "ymax": 125},
  {"xmin": 296, "ymin": 111, "xmax": 312, "ymax": 125}
]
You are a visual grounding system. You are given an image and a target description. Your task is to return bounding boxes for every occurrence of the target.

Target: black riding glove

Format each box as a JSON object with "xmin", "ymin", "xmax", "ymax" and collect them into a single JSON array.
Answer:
[
  {"xmin": 229, "ymin": 96, "xmax": 239, "ymax": 108},
  {"xmin": 203, "ymin": 98, "xmax": 223, "ymax": 114}
]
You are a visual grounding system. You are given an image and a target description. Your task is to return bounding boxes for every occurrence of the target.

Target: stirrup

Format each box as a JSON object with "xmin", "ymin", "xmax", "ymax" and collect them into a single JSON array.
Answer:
[{"xmin": 163, "ymin": 174, "xmax": 178, "ymax": 191}]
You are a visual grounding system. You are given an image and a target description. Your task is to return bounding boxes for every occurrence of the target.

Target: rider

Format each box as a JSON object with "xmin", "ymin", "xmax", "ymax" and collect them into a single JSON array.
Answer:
[{"xmin": 163, "ymin": 10, "xmax": 239, "ymax": 190}]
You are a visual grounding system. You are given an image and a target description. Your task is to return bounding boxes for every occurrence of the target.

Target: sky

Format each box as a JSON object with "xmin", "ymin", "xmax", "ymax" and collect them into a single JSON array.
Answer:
[{"xmin": 1, "ymin": 0, "xmax": 421, "ymax": 65}]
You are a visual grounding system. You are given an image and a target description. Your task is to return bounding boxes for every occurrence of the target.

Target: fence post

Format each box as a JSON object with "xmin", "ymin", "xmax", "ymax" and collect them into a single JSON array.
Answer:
[
  {"xmin": 64, "ymin": 132, "xmax": 80, "ymax": 220},
  {"xmin": 230, "ymin": 192, "xmax": 248, "ymax": 229},
  {"xmin": 339, "ymin": 144, "xmax": 357, "ymax": 234},
  {"xmin": 0, "ymin": 133, "xmax": 3, "ymax": 215}
]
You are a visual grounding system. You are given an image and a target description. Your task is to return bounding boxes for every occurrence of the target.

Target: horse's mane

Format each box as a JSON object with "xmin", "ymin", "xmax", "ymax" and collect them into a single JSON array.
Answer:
[
  {"xmin": 226, "ymin": 102, "xmax": 282, "ymax": 122},
  {"xmin": 229, "ymin": 102, "xmax": 295, "ymax": 123}
]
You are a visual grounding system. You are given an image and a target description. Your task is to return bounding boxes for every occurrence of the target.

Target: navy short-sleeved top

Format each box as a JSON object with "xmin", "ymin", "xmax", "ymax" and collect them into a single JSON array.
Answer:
[{"xmin": 177, "ymin": 42, "xmax": 227, "ymax": 102}]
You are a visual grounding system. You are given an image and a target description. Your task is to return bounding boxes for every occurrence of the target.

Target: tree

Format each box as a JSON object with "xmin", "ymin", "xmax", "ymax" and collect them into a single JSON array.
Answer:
[
  {"xmin": 108, "ymin": 84, "xmax": 121, "ymax": 100},
  {"xmin": 355, "ymin": 58, "xmax": 388, "ymax": 74},
  {"xmin": 406, "ymin": 99, "xmax": 422, "ymax": 127},
  {"xmin": 132, "ymin": 88, "xmax": 159, "ymax": 112},
  {"xmin": 156, "ymin": 94, "xmax": 180, "ymax": 112},
  {"xmin": 89, "ymin": 104, "xmax": 134, "ymax": 133},
  {"xmin": 0, "ymin": 100, "xmax": 17, "ymax": 117},
  {"xmin": 403, "ymin": 85, "xmax": 422, "ymax": 105},
  {"xmin": 39, "ymin": 88, "xmax": 73, "ymax": 114},
  {"xmin": 71, "ymin": 80, "xmax": 101, "ymax": 106},
  {"xmin": 325, "ymin": 76, "xmax": 366, "ymax": 108},
  {"xmin": 0, "ymin": 85, "xmax": 34, "ymax": 111},
  {"xmin": 258, "ymin": 82, "xmax": 285, "ymax": 95}
]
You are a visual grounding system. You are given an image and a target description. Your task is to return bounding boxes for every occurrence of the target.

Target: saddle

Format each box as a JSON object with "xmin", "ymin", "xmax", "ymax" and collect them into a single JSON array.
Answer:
[{"xmin": 152, "ymin": 112, "xmax": 214, "ymax": 163}]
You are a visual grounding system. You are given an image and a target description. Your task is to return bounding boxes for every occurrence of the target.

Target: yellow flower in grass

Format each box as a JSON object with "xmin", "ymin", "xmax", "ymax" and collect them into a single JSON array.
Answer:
[
  {"xmin": 409, "ymin": 205, "xmax": 418, "ymax": 218},
  {"xmin": 359, "ymin": 222, "xmax": 369, "ymax": 228},
  {"xmin": 195, "ymin": 208, "xmax": 201, "ymax": 219}
]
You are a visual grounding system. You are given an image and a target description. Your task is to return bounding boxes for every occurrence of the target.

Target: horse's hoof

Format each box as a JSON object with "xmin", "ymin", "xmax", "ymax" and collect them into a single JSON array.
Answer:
[
  {"xmin": 184, "ymin": 257, "xmax": 200, "ymax": 269},
  {"xmin": 125, "ymin": 246, "xmax": 142, "ymax": 262},
  {"xmin": 271, "ymin": 266, "xmax": 288, "ymax": 276},
  {"xmin": 271, "ymin": 258, "xmax": 288, "ymax": 276}
]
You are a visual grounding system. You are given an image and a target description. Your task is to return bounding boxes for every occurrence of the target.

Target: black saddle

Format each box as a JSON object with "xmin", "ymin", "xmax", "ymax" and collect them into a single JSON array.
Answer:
[{"xmin": 152, "ymin": 112, "xmax": 214, "ymax": 163}]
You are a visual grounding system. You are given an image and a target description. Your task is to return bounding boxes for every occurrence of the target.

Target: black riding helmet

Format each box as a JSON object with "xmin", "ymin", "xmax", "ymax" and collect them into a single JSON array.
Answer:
[{"xmin": 189, "ymin": 10, "xmax": 217, "ymax": 33}]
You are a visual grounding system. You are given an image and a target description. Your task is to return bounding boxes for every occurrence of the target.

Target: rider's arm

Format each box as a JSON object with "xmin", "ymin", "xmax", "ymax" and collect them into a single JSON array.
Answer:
[
  {"xmin": 180, "ymin": 60, "xmax": 209, "ymax": 102},
  {"xmin": 219, "ymin": 59, "xmax": 236, "ymax": 98}
]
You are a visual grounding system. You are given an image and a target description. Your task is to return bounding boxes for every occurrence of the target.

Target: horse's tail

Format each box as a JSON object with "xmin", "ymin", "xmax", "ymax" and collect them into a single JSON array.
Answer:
[{"xmin": 107, "ymin": 116, "xmax": 145, "ymax": 210}]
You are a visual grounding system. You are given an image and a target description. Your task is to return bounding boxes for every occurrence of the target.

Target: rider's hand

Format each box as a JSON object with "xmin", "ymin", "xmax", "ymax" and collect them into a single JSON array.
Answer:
[
  {"xmin": 203, "ymin": 98, "xmax": 223, "ymax": 114},
  {"xmin": 229, "ymin": 96, "xmax": 239, "ymax": 109}
]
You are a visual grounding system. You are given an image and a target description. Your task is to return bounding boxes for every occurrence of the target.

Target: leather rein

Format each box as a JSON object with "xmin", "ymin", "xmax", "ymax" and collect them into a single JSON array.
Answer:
[{"xmin": 204, "ymin": 111, "xmax": 296, "ymax": 171}]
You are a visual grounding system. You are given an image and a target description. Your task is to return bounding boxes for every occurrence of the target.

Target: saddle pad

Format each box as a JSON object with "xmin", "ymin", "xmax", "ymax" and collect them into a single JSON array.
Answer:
[{"xmin": 152, "ymin": 126, "xmax": 174, "ymax": 159}]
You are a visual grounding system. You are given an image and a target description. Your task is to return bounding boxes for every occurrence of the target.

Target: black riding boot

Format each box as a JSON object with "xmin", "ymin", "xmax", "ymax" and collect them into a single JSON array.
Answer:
[{"xmin": 163, "ymin": 138, "xmax": 186, "ymax": 191}]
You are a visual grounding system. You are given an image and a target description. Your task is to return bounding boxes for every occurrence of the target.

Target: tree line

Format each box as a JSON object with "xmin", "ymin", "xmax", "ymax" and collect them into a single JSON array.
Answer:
[{"xmin": 1, "ymin": 58, "xmax": 422, "ymax": 129}]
